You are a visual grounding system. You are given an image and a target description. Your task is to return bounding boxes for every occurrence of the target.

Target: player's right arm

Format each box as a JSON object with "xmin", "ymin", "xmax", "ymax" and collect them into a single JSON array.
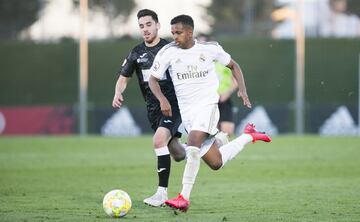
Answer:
[
  {"xmin": 149, "ymin": 75, "xmax": 172, "ymax": 117},
  {"xmin": 148, "ymin": 44, "xmax": 173, "ymax": 116},
  {"xmin": 112, "ymin": 75, "xmax": 130, "ymax": 108},
  {"xmin": 112, "ymin": 51, "xmax": 136, "ymax": 108}
]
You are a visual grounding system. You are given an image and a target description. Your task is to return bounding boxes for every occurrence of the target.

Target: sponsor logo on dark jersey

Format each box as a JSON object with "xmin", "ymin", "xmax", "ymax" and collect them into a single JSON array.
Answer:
[{"xmin": 137, "ymin": 53, "xmax": 148, "ymax": 63}]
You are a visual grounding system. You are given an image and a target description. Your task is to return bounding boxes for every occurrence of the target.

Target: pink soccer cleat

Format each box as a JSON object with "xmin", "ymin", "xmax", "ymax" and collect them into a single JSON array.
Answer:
[
  {"xmin": 244, "ymin": 123, "xmax": 272, "ymax": 143},
  {"xmin": 165, "ymin": 193, "xmax": 189, "ymax": 212}
]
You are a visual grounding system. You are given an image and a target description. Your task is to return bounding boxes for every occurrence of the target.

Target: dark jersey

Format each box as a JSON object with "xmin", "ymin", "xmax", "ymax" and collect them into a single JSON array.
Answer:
[
  {"xmin": 118, "ymin": 38, "xmax": 181, "ymax": 134},
  {"xmin": 119, "ymin": 38, "xmax": 178, "ymax": 108}
]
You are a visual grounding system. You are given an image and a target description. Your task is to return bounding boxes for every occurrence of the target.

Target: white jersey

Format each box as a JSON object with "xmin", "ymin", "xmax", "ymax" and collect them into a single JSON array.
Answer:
[{"xmin": 151, "ymin": 40, "xmax": 231, "ymax": 111}]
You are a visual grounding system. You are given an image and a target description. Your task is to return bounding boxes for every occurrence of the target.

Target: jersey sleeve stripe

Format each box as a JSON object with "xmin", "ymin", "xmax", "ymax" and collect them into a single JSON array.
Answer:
[
  {"xmin": 197, "ymin": 41, "xmax": 219, "ymax": 46},
  {"xmin": 159, "ymin": 42, "xmax": 177, "ymax": 56}
]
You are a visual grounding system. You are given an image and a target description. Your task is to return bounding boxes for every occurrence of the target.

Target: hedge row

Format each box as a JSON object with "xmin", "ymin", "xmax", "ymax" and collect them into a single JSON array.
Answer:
[{"xmin": 0, "ymin": 38, "xmax": 359, "ymax": 108}]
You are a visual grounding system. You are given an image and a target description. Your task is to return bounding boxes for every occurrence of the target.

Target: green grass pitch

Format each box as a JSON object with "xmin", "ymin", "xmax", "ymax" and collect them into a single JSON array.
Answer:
[{"xmin": 1, "ymin": 136, "xmax": 359, "ymax": 221}]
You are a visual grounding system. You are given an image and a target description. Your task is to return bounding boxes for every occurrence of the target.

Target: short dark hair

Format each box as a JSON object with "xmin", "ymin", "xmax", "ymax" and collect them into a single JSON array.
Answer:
[
  {"xmin": 137, "ymin": 9, "xmax": 159, "ymax": 23},
  {"xmin": 170, "ymin": 15, "xmax": 194, "ymax": 30}
]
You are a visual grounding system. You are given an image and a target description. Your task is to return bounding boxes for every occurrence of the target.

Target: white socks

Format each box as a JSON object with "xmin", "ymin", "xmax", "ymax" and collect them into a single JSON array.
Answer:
[
  {"xmin": 157, "ymin": 186, "xmax": 167, "ymax": 194},
  {"xmin": 178, "ymin": 134, "xmax": 252, "ymax": 199},
  {"xmin": 219, "ymin": 134, "xmax": 252, "ymax": 167},
  {"xmin": 154, "ymin": 146, "xmax": 170, "ymax": 156},
  {"xmin": 181, "ymin": 146, "xmax": 200, "ymax": 200}
]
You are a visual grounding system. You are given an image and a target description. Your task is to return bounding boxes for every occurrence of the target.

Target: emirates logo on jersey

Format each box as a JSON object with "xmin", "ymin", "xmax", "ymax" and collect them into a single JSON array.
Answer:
[
  {"xmin": 152, "ymin": 61, "xmax": 160, "ymax": 71},
  {"xmin": 176, "ymin": 70, "xmax": 208, "ymax": 80},
  {"xmin": 177, "ymin": 65, "xmax": 208, "ymax": 80}
]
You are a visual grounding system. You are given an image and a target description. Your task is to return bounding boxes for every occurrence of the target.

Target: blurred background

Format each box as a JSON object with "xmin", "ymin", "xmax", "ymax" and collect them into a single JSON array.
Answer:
[{"xmin": 0, "ymin": 0, "xmax": 359, "ymax": 136}]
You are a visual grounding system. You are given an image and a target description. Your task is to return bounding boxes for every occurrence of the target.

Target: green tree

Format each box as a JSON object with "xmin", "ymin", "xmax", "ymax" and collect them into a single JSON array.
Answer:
[
  {"xmin": 0, "ymin": 0, "xmax": 43, "ymax": 39},
  {"xmin": 348, "ymin": 0, "xmax": 360, "ymax": 16}
]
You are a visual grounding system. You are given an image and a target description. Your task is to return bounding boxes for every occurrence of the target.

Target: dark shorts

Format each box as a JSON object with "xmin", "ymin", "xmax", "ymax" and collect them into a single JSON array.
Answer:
[
  {"xmin": 218, "ymin": 99, "xmax": 234, "ymax": 122},
  {"xmin": 147, "ymin": 104, "xmax": 182, "ymax": 138}
]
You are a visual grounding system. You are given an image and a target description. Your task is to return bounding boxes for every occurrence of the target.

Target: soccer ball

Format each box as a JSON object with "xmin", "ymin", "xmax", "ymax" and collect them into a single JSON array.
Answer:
[{"xmin": 102, "ymin": 189, "xmax": 132, "ymax": 218}]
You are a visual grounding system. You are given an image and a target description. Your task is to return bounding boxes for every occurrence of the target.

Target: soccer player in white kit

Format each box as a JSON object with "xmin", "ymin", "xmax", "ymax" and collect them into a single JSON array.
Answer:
[{"xmin": 149, "ymin": 14, "xmax": 271, "ymax": 212}]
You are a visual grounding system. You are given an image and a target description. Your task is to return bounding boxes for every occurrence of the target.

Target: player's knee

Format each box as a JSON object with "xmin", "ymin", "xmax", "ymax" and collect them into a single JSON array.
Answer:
[
  {"xmin": 152, "ymin": 135, "xmax": 166, "ymax": 148},
  {"xmin": 187, "ymin": 137, "xmax": 202, "ymax": 148},
  {"xmin": 210, "ymin": 164, "xmax": 222, "ymax": 171},
  {"xmin": 172, "ymin": 154, "xmax": 185, "ymax": 162},
  {"xmin": 168, "ymin": 140, "xmax": 186, "ymax": 161},
  {"xmin": 208, "ymin": 161, "xmax": 222, "ymax": 171}
]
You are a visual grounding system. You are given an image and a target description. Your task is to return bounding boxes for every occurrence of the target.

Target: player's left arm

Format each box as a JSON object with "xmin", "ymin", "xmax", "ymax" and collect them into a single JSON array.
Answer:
[
  {"xmin": 219, "ymin": 75, "xmax": 238, "ymax": 103},
  {"xmin": 226, "ymin": 59, "xmax": 252, "ymax": 108}
]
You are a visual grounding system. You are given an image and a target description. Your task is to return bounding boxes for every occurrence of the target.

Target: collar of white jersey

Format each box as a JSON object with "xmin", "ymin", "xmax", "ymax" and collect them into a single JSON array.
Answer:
[{"xmin": 175, "ymin": 39, "xmax": 197, "ymax": 50}]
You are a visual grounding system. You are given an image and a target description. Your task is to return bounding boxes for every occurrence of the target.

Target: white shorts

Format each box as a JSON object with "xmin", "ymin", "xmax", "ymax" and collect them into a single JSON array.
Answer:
[
  {"xmin": 180, "ymin": 103, "xmax": 219, "ymax": 136},
  {"xmin": 199, "ymin": 136, "xmax": 216, "ymax": 157},
  {"xmin": 178, "ymin": 124, "xmax": 216, "ymax": 157}
]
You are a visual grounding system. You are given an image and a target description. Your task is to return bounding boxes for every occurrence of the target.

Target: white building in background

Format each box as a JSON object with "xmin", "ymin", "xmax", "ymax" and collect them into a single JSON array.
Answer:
[
  {"xmin": 319, "ymin": 0, "xmax": 360, "ymax": 37},
  {"xmin": 20, "ymin": 0, "xmax": 112, "ymax": 41},
  {"xmin": 20, "ymin": 0, "xmax": 211, "ymax": 42},
  {"xmin": 272, "ymin": 0, "xmax": 360, "ymax": 38}
]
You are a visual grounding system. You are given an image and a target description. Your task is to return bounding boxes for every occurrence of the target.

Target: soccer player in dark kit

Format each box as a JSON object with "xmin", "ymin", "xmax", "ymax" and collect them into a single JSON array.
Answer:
[{"xmin": 112, "ymin": 9, "xmax": 185, "ymax": 207}]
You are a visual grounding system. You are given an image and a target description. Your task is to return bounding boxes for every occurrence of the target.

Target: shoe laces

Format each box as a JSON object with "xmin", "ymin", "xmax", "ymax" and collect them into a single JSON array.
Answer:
[{"xmin": 244, "ymin": 123, "xmax": 256, "ymax": 133}]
